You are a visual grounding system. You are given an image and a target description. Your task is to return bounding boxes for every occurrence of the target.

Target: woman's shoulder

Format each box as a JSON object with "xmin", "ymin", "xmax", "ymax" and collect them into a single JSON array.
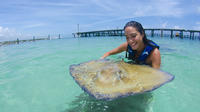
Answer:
[
  {"xmin": 149, "ymin": 48, "xmax": 160, "ymax": 59},
  {"xmin": 149, "ymin": 48, "xmax": 161, "ymax": 68}
]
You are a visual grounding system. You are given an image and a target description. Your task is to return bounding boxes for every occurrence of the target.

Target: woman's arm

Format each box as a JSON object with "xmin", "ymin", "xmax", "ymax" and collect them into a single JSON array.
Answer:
[
  {"xmin": 100, "ymin": 42, "xmax": 128, "ymax": 59},
  {"xmin": 150, "ymin": 48, "xmax": 161, "ymax": 69}
]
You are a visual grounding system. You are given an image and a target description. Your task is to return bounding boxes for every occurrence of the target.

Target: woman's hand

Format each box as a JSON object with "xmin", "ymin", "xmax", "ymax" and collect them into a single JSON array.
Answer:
[
  {"xmin": 100, "ymin": 52, "xmax": 110, "ymax": 59},
  {"xmin": 100, "ymin": 42, "xmax": 127, "ymax": 59}
]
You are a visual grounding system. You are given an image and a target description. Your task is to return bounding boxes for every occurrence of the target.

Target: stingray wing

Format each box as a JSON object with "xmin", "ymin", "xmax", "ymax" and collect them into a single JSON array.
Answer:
[{"xmin": 69, "ymin": 60, "xmax": 174, "ymax": 100}]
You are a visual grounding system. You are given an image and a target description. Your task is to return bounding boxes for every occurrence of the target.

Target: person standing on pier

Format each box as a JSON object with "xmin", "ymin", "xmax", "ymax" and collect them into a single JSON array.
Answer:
[{"xmin": 101, "ymin": 21, "xmax": 161, "ymax": 69}]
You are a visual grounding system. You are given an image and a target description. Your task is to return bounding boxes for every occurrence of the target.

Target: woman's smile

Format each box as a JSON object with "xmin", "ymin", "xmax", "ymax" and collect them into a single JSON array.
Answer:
[{"xmin": 130, "ymin": 41, "xmax": 137, "ymax": 49}]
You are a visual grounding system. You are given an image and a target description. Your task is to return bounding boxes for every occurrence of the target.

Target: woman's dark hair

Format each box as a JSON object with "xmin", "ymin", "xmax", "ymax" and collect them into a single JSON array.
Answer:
[{"xmin": 124, "ymin": 21, "xmax": 148, "ymax": 44}]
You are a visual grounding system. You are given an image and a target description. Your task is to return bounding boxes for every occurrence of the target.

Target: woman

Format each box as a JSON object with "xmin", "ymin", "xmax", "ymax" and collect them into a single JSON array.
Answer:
[{"xmin": 101, "ymin": 21, "xmax": 161, "ymax": 69}]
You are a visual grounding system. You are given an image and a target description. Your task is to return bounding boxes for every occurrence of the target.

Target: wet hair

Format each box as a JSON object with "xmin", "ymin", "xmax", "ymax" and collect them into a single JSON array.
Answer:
[{"xmin": 124, "ymin": 21, "xmax": 148, "ymax": 44}]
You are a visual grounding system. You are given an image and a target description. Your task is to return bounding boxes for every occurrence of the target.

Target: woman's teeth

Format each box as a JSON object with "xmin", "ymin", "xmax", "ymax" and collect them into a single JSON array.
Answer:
[{"xmin": 132, "ymin": 42, "xmax": 136, "ymax": 46}]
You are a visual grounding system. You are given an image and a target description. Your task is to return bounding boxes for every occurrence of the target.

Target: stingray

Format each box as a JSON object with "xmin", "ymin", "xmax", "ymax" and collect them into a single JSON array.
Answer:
[{"xmin": 69, "ymin": 59, "xmax": 174, "ymax": 100}]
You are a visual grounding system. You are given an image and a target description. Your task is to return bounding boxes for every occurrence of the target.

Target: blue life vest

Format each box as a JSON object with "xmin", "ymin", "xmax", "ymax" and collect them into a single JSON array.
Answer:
[{"xmin": 125, "ymin": 40, "xmax": 159, "ymax": 64}]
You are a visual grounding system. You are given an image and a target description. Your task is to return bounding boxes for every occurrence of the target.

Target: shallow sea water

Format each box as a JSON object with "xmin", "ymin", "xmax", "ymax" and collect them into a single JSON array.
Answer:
[{"xmin": 0, "ymin": 36, "xmax": 200, "ymax": 112}]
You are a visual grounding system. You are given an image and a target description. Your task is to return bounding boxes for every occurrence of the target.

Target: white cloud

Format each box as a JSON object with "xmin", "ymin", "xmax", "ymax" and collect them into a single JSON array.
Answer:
[
  {"xmin": 197, "ymin": 7, "xmax": 200, "ymax": 13},
  {"xmin": 89, "ymin": 0, "xmax": 183, "ymax": 18},
  {"xmin": 0, "ymin": 26, "xmax": 24, "ymax": 42},
  {"xmin": 24, "ymin": 23, "xmax": 46, "ymax": 29},
  {"xmin": 41, "ymin": 2, "xmax": 83, "ymax": 7},
  {"xmin": 82, "ymin": 17, "xmax": 126, "ymax": 27},
  {"xmin": 79, "ymin": 0, "xmax": 184, "ymax": 30},
  {"xmin": 196, "ymin": 22, "xmax": 200, "ymax": 25},
  {"xmin": 145, "ymin": 0, "xmax": 183, "ymax": 17},
  {"xmin": 89, "ymin": 0, "xmax": 116, "ymax": 11},
  {"xmin": 162, "ymin": 22, "xmax": 168, "ymax": 28},
  {"xmin": 174, "ymin": 25, "xmax": 180, "ymax": 29},
  {"xmin": 10, "ymin": 1, "xmax": 83, "ymax": 7},
  {"xmin": 193, "ymin": 26, "xmax": 200, "ymax": 30},
  {"xmin": 193, "ymin": 22, "xmax": 200, "ymax": 30}
]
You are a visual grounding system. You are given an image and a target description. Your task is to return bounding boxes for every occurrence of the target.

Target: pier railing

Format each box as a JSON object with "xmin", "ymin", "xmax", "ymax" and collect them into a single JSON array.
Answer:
[{"xmin": 73, "ymin": 28, "xmax": 200, "ymax": 39}]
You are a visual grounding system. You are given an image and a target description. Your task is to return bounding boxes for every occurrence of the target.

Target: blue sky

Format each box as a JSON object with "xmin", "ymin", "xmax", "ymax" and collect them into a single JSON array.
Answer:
[{"xmin": 0, "ymin": 0, "xmax": 200, "ymax": 41}]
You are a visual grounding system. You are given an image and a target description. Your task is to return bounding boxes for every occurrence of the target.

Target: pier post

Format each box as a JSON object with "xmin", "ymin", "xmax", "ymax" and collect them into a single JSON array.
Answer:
[
  {"xmin": 151, "ymin": 30, "xmax": 154, "ymax": 37},
  {"xmin": 48, "ymin": 35, "xmax": 51, "ymax": 39},
  {"xmin": 180, "ymin": 31, "xmax": 183, "ymax": 38},
  {"xmin": 17, "ymin": 38, "xmax": 19, "ymax": 44},
  {"xmin": 33, "ymin": 36, "xmax": 35, "ymax": 41},
  {"xmin": 199, "ymin": 32, "xmax": 200, "ymax": 40},
  {"xmin": 190, "ymin": 32, "xmax": 194, "ymax": 39},
  {"xmin": 192, "ymin": 32, "xmax": 195, "ymax": 39},
  {"xmin": 170, "ymin": 30, "xmax": 173, "ymax": 38},
  {"xmin": 77, "ymin": 24, "xmax": 79, "ymax": 37},
  {"xmin": 161, "ymin": 30, "xmax": 163, "ymax": 37},
  {"xmin": 58, "ymin": 34, "xmax": 61, "ymax": 39}
]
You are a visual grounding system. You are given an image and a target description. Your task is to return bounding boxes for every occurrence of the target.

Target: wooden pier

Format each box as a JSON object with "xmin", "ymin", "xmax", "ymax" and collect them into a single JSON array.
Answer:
[
  {"xmin": 0, "ymin": 34, "xmax": 62, "ymax": 46},
  {"xmin": 73, "ymin": 28, "xmax": 200, "ymax": 39}
]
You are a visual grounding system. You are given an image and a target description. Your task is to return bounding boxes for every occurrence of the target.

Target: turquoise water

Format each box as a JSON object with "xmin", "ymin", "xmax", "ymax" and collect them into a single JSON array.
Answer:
[{"xmin": 0, "ymin": 36, "xmax": 200, "ymax": 112}]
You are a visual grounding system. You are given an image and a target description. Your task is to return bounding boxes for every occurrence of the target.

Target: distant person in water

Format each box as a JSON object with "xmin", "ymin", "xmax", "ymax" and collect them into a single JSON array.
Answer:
[{"xmin": 101, "ymin": 21, "xmax": 161, "ymax": 69}]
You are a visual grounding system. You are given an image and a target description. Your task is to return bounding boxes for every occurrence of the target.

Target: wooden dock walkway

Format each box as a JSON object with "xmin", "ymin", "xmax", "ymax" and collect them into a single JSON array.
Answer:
[{"xmin": 73, "ymin": 28, "xmax": 200, "ymax": 39}]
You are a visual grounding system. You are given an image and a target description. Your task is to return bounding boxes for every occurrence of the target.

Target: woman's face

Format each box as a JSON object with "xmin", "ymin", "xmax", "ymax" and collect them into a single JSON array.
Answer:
[{"xmin": 125, "ymin": 26, "xmax": 144, "ymax": 50}]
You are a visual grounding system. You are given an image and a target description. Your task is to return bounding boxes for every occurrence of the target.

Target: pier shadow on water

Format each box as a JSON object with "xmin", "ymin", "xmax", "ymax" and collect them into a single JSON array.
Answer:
[{"xmin": 64, "ymin": 92, "xmax": 153, "ymax": 112}]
